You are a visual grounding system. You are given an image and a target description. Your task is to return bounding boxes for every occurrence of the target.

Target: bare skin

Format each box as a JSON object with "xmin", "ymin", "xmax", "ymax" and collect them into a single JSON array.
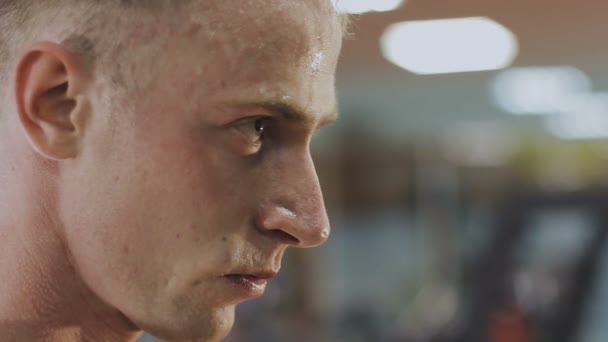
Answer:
[{"xmin": 0, "ymin": 1, "xmax": 342, "ymax": 341}]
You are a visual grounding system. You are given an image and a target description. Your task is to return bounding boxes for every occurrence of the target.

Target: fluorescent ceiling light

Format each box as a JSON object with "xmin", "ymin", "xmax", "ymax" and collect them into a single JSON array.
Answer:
[
  {"xmin": 545, "ymin": 92, "xmax": 608, "ymax": 140},
  {"xmin": 381, "ymin": 17, "xmax": 518, "ymax": 75},
  {"xmin": 333, "ymin": 0, "xmax": 405, "ymax": 14},
  {"xmin": 492, "ymin": 66, "xmax": 592, "ymax": 115}
]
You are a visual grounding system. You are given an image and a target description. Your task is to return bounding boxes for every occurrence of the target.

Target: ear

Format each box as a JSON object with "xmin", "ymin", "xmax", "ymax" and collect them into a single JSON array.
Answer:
[{"xmin": 15, "ymin": 41, "xmax": 91, "ymax": 160}]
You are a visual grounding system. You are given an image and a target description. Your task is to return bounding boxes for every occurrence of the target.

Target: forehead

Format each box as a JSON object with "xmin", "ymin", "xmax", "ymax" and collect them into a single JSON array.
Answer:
[
  {"xmin": 158, "ymin": 0, "xmax": 342, "ymax": 111},
  {"xmin": 189, "ymin": 0, "xmax": 340, "ymax": 46},
  {"xmin": 188, "ymin": 1, "xmax": 339, "ymax": 72}
]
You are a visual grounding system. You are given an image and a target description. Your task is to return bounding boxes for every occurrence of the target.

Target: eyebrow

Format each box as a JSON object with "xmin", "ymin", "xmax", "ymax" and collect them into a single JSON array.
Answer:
[{"xmin": 228, "ymin": 99, "xmax": 339, "ymax": 128}]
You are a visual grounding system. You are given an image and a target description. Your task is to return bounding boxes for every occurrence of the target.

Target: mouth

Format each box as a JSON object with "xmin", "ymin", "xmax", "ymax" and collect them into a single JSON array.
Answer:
[
  {"xmin": 222, "ymin": 271, "xmax": 278, "ymax": 298},
  {"xmin": 224, "ymin": 270, "xmax": 277, "ymax": 285}
]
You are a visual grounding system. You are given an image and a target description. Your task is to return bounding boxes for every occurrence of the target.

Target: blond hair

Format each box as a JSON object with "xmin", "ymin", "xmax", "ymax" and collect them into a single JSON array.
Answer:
[{"xmin": 0, "ymin": 1, "xmax": 348, "ymax": 119}]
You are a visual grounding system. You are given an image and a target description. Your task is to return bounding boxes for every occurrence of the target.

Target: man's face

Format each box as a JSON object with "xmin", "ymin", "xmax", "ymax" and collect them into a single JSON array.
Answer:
[{"xmin": 57, "ymin": 1, "xmax": 342, "ymax": 340}]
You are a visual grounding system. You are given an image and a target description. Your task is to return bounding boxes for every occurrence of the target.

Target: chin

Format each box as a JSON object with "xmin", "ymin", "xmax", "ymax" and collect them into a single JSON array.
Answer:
[{"xmin": 136, "ymin": 305, "xmax": 236, "ymax": 342}]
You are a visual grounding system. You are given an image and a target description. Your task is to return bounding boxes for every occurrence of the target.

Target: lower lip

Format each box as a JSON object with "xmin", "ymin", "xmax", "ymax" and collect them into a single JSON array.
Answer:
[{"xmin": 223, "ymin": 275, "xmax": 268, "ymax": 298}]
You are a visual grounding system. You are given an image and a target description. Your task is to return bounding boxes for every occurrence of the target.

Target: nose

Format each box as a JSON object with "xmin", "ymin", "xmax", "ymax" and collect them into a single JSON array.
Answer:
[{"xmin": 255, "ymin": 154, "xmax": 330, "ymax": 248}]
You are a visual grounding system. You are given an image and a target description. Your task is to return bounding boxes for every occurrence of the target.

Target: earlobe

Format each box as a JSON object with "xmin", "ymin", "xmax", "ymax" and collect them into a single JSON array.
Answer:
[{"xmin": 15, "ymin": 41, "xmax": 90, "ymax": 160}]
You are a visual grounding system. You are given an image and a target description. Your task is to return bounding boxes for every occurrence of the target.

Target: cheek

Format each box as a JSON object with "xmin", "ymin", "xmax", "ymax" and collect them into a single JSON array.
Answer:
[
  {"xmin": 57, "ymin": 116, "xmax": 255, "ymax": 313},
  {"xmin": 124, "ymin": 116, "xmax": 261, "ymax": 265},
  {"xmin": 137, "ymin": 126, "xmax": 241, "ymax": 213}
]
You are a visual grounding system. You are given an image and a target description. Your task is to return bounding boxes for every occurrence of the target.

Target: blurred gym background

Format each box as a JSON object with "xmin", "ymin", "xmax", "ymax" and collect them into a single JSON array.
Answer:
[{"xmin": 141, "ymin": 0, "xmax": 608, "ymax": 341}]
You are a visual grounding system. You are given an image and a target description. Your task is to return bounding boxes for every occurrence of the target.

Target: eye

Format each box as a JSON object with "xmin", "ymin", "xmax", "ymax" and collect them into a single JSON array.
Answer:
[
  {"xmin": 234, "ymin": 117, "xmax": 271, "ymax": 145},
  {"xmin": 253, "ymin": 118, "xmax": 266, "ymax": 141}
]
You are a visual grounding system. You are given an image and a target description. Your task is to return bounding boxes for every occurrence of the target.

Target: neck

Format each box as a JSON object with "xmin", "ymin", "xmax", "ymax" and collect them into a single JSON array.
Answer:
[{"xmin": 0, "ymin": 165, "xmax": 143, "ymax": 342}]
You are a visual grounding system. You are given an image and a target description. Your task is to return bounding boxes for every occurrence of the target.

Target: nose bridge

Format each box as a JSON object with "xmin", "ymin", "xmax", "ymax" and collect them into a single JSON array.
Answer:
[
  {"xmin": 298, "ymin": 155, "xmax": 328, "ymax": 222},
  {"xmin": 261, "ymin": 150, "xmax": 330, "ymax": 248}
]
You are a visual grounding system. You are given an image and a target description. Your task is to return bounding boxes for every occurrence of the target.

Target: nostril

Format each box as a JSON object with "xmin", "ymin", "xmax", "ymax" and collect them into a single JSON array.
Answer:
[
  {"xmin": 269, "ymin": 229, "xmax": 300, "ymax": 245},
  {"xmin": 255, "ymin": 205, "xmax": 329, "ymax": 246}
]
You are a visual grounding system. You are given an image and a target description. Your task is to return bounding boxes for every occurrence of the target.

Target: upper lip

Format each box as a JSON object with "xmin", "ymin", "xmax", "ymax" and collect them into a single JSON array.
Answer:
[{"xmin": 225, "ymin": 270, "xmax": 278, "ymax": 280}]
